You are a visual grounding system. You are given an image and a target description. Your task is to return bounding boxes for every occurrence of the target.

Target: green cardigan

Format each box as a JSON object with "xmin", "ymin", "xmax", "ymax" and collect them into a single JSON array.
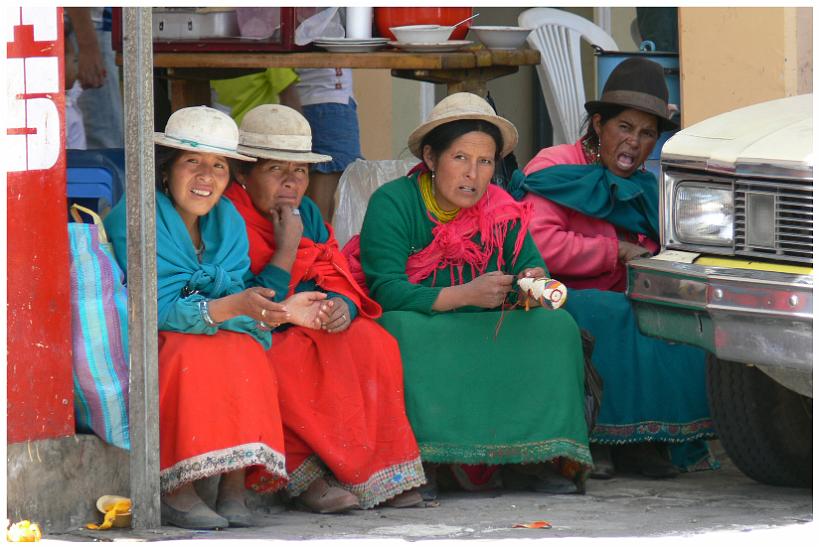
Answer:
[{"xmin": 359, "ymin": 176, "xmax": 546, "ymax": 314}]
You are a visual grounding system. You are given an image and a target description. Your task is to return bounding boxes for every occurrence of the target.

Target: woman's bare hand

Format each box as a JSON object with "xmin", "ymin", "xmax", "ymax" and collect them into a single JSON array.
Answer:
[
  {"xmin": 463, "ymin": 271, "xmax": 515, "ymax": 309},
  {"xmin": 515, "ymin": 267, "xmax": 547, "ymax": 307},
  {"xmin": 321, "ymin": 297, "xmax": 352, "ymax": 333},
  {"xmin": 618, "ymin": 241, "xmax": 651, "ymax": 263},
  {"xmin": 282, "ymin": 291, "xmax": 329, "ymax": 329},
  {"xmin": 271, "ymin": 203, "xmax": 303, "ymax": 254},
  {"xmin": 209, "ymin": 287, "xmax": 290, "ymax": 327},
  {"xmin": 516, "ymin": 267, "xmax": 546, "ymax": 280}
]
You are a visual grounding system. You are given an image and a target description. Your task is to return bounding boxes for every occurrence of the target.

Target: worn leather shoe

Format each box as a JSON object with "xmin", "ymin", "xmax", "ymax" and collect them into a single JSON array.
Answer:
[
  {"xmin": 298, "ymin": 478, "xmax": 359, "ymax": 514},
  {"xmin": 384, "ymin": 489, "xmax": 424, "ymax": 508},
  {"xmin": 215, "ymin": 498, "xmax": 253, "ymax": 527},
  {"xmin": 161, "ymin": 500, "xmax": 229, "ymax": 530}
]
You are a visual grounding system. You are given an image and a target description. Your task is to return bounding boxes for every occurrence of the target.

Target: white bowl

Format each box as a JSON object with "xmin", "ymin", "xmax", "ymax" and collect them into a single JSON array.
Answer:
[
  {"xmin": 390, "ymin": 25, "xmax": 453, "ymax": 44},
  {"xmin": 470, "ymin": 26, "xmax": 532, "ymax": 50},
  {"xmin": 95, "ymin": 495, "xmax": 132, "ymax": 528}
]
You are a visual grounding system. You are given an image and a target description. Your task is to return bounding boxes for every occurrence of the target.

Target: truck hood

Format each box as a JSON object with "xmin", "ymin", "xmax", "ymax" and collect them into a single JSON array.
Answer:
[{"xmin": 662, "ymin": 94, "xmax": 813, "ymax": 179}]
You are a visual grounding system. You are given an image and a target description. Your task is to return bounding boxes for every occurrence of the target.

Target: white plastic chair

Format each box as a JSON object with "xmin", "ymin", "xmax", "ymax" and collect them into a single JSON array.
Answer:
[
  {"xmin": 332, "ymin": 158, "xmax": 418, "ymax": 248},
  {"xmin": 518, "ymin": 8, "xmax": 619, "ymax": 145}
]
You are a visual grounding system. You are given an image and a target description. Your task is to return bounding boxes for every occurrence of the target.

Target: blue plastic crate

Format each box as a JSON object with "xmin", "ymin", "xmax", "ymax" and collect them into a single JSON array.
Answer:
[{"xmin": 66, "ymin": 149, "xmax": 125, "ymax": 219}]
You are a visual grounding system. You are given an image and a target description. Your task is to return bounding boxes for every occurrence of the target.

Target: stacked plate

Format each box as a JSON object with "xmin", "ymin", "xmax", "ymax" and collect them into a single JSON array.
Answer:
[
  {"xmin": 389, "ymin": 40, "xmax": 472, "ymax": 53},
  {"xmin": 313, "ymin": 37, "xmax": 389, "ymax": 53}
]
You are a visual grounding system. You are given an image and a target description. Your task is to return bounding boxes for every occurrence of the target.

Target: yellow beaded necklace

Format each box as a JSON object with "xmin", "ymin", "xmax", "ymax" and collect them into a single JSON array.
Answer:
[{"xmin": 419, "ymin": 171, "xmax": 460, "ymax": 223}]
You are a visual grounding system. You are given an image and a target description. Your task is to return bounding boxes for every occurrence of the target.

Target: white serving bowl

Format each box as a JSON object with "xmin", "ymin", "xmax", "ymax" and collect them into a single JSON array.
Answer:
[
  {"xmin": 470, "ymin": 26, "xmax": 532, "ymax": 50},
  {"xmin": 389, "ymin": 25, "xmax": 453, "ymax": 44}
]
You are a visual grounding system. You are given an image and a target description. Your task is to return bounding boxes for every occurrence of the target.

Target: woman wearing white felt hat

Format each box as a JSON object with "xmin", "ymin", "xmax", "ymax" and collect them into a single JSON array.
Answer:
[
  {"xmin": 103, "ymin": 106, "xmax": 329, "ymax": 529},
  {"xmin": 224, "ymin": 104, "xmax": 426, "ymax": 513}
]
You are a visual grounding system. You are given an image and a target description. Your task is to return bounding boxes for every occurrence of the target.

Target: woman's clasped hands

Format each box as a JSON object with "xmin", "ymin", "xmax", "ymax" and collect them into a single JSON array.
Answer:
[
  {"xmin": 208, "ymin": 287, "xmax": 330, "ymax": 330},
  {"xmin": 320, "ymin": 297, "xmax": 352, "ymax": 334}
]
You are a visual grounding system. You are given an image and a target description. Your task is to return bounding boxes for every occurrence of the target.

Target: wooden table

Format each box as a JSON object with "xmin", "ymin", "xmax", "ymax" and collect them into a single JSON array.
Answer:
[{"xmin": 149, "ymin": 47, "xmax": 540, "ymax": 109}]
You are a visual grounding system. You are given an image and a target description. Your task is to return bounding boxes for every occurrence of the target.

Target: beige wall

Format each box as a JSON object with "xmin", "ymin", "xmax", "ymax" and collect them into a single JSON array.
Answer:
[
  {"xmin": 471, "ymin": 7, "xmax": 537, "ymax": 162},
  {"xmin": 351, "ymin": 69, "xmax": 393, "ymax": 160},
  {"xmin": 679, "ymin": 7, "xmax": 813, "ymax": 126},
  {"xmin": 352, "ymin": 70, "xmax": 428, "ymax": 161},
  {"xmin": 610, "ymin": 7, "xmax": 639, "ymax": 50}
]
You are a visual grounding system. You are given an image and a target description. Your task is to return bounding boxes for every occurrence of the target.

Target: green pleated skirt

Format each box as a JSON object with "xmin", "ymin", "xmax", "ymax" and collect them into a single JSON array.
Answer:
[{"xmin": 378, "ymin": 307, "xmax": 592, "ymax": 468}]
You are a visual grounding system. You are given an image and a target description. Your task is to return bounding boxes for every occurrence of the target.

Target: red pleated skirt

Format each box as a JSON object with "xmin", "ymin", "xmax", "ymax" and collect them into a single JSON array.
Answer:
[
  {"xmin": 158, "ymin": 330, "xmax": 287, "ymax": 494},
  {"xmin": 267, "ymin": 317, "xmax": 424, "ymax": 508}
]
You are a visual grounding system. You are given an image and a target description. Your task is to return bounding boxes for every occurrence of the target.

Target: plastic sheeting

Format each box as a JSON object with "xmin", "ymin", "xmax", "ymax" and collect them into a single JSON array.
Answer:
[{"xmin": 332, "ymin": 158, "xmax": 418, "ymax": 248}]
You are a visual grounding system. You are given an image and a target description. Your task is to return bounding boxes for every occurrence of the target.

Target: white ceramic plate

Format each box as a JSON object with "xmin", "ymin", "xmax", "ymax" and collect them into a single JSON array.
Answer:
[
  {"xmin": 314, "ymin": 37, "xmax": 389, "ymax": 46},
  {"xmin": 389, "ymin": 40, "xmax": 473, "ymax": 53},
  {"xmin": 314, "ymin": 42, "xmax": 388, "ymax": 53}
]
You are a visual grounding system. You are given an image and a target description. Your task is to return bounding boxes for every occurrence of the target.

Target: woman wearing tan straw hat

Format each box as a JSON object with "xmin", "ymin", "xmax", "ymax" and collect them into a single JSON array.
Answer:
[
  {"xmin": 352, "ymin": 92, "xmax": 592, "ymax": 496},
  {"xmin": 506, "ymin": 57, "xmax": 716, "ymax": 480},
  {"xmin": 223, "ymin": 104, "xmax": 426, "ymax": 513},
  {"xmin": 104, "ymin": 106, "xmax": 330, "ymax": 529}
]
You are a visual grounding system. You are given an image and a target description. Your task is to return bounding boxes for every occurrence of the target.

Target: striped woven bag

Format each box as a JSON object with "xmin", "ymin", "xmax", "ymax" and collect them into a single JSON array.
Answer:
[{"xmin": 68, "ymin": 204, "xmax": 130, "ymax": 449}]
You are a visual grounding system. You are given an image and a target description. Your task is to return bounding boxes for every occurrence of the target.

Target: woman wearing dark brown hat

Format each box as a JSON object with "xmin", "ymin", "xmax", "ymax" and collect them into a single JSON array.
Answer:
[
  {"xmin": 506, "ymin": 57, "xmax": 717, "ymax": 480},
  {"xmin": 352, "ymin": 92, "xmax": 592, "ymax": 497}
]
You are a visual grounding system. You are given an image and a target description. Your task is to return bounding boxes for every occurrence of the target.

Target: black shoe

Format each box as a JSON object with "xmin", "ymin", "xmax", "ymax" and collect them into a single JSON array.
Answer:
[
  {"xmin": 503, "ymin": 463, "xmax": 580, "ymax": 495},
  {"xmin": 590, "ymin": 444, "xmax": 614, "ymax": 480},
  {"xmin": 418, "ymin": 464, "xmax": 439, "ymax": 501},
  {"xmin": 161, "ymin": 501, "xmax": 229, "ymax": 530},
  {"xmin": 615, "ymin": 443, "xmax": 679, "ymax": 479},
  {"xmin": 530, "ymin": 466, "xmax": 580, "ymax": 495}
]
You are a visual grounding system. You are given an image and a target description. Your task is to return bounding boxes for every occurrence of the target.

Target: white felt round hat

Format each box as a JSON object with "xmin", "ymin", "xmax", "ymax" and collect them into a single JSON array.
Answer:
[
  {"xmin": 153, "ymin": 105, "xmax": 255, "ymax": 161},
  {"xmin": 237, "ymin": 104, "xmax": 332, "ymax": 164}
]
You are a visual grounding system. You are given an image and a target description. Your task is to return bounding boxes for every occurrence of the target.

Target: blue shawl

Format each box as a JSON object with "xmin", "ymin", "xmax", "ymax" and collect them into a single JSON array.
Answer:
[
  {"xmin": 105, "ymin": 192, "xmax": 271, "ymax": 349},
  {"xmin": 504, "ymin": 164, "xmax": 659, "ymax": 241}
]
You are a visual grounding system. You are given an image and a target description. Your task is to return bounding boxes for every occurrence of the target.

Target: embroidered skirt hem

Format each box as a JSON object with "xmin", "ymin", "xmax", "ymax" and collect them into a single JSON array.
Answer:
[
  {"xmin": 158, "ymin": 331, "xmax": 287, "ymax": 495},
  {"xmin": 160, "ymin": 443, "xmax": 287, "ymax": 494},
  {"xmin": 419, "ymin": 439, "xmax": 593, "ymax": 468},
  {"xmin": 269, "ymin": 317, "xmax": 423, "ymax": 506},
  {"xmin": 378, "ymin": 308, "xmax": 592, "ymax": 475}
]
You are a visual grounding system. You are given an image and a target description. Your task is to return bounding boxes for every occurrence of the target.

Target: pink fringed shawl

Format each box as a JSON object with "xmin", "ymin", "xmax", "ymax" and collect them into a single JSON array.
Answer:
[
  {"xmin": 343, "ymin": 171, "xmax": 533, "ymax": 292},
  {"xmin": 406, "ymin": 180, "xmax": 533, "ymax": 286}
]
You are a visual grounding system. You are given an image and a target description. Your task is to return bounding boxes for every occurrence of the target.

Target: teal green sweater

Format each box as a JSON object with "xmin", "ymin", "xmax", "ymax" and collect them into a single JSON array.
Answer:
[{"xmin": 359, "ymin": 176, "xmax": 546, "ymax": 314}]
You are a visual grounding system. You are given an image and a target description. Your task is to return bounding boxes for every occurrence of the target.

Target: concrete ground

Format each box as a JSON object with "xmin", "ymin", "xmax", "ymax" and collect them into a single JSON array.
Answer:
[{"xmin": 43, "ymin": 444, "xmax": 814, "ymax": 545}]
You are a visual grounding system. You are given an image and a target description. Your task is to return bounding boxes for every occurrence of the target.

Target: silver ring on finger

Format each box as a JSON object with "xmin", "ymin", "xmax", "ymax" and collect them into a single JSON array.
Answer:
[
  {"xmin": 258, "ymin": 321, "xmax": 268, "ymax": 329},
  {"xmin": 292, "ymin": 208, "xmax": 301, "ymax": 216},
  {"xmin": 261, "ymin": 308, "xmax": 267, "ymax": 318}
]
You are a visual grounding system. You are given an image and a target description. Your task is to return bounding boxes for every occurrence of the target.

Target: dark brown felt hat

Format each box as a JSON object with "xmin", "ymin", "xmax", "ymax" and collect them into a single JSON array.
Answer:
[{"xmin": 584, "ymin": 57, "xmax": 678, "ymax": 132}]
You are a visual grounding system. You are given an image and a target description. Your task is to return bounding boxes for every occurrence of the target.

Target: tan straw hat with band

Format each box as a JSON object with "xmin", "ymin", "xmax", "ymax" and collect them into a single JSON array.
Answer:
[
  {"xmin": 407, "ymin": 92, "xmax": 519, "ymax": 158},
  {"xmin": 237, "ymin": 104, "xmax": 332, "ymax": 164},
  {"xmin": 153, "ymin": 105, "xmax": 256, "ymax": 161}
]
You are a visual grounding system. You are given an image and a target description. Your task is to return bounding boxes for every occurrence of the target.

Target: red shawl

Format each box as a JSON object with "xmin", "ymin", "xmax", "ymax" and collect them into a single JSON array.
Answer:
[{"xmin": 224, "ymin": 182, "xmax": 381, "ymax": 319}]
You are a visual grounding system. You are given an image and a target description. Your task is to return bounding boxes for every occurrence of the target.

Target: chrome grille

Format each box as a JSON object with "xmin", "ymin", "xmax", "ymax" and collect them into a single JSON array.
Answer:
[{"xmin": 734, "ymin": 179, "xmax": 813, "ymax": 263}]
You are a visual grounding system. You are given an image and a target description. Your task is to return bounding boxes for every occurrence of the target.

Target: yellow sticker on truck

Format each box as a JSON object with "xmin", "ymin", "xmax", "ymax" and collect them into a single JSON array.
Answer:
[{"xmin": 694, "ymin": 256, "xmax": 813, "ymax": 275}]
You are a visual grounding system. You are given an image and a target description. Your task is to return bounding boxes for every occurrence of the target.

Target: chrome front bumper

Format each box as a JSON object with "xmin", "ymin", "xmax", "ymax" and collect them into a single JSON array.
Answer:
[{"xmin": 627, "ymin": 257, "xmax": 813, "ymax": 372}]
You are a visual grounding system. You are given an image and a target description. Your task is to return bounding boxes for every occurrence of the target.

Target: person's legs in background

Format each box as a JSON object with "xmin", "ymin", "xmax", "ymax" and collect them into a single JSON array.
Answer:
[
  {"xmin": 307, "ymin": 171, "xmax": 342, "ymax": 222},
  {"xmin": 302, "ymin": 98, "xmax": 363, "ymax": 222},
  {"xmin": 77, "ymin": 28, "xmax": 124, "ymax": 149}
]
